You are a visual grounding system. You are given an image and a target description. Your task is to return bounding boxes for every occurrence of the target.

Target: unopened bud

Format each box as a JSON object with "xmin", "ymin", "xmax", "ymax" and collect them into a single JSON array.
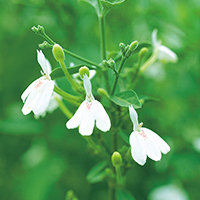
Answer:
[
  {"xmin": 126, "ymin": 40, "xmax": 138, "ymax": 58},
  {"xmin": 102, "ymin": 60, "xmax": 109, "ymax": 68},
  {"xmin": 119, "ymin": 42, "xmax": 126, "ymax": 56},
  {"xmin": 31, "ymin": 25, "xmax": 45, "ymax": 36},
  {"xmin": 52, "ymin": 44, "xmax": 65, "ymax": 62},
  {"xmin": 79, "ymin": 66, "xmax": 89, "ymax": 79},
  {"xmin": 97, "ymin": 88, "xmax": 109, "ymax": 99},
  {"xmin": 111, "ymin": 151, "xmax": 122, "ymax": 167},
  {"xmin": 139, "ymin": 47, "xmax": 148, "ymax": 60},
  {"xmin": 38, "ymin": 41, "xmax": 52, "ymax": 49}
]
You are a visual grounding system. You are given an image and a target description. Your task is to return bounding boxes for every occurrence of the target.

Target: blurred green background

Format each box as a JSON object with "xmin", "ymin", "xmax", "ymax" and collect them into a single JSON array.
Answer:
[{"xmin": 0, "ymin": 0, "xmax": 200, "ymax": 199}]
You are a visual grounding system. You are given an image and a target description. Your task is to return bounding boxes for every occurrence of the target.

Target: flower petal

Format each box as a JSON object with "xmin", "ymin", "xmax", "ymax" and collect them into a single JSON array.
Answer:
[
  {"xmin": 152, "ymin": 29, "xmax": 158, "ymax": 48},
  {"xmin": 79, "ymin": 101, "xmax": 95, "ymax": 136},
  {"xmin": 129, "ymin": 131, "xmax": 147, "ymax": 165},
  {"xmin": 158, "ymin": 45, "xmax": 178, "ymax": 63},
  {"xmin": 66, "ymin": 101, "xmax": 86, "ymax": 129},
  {"xmin": 143, "ymin": 127, "xmax": 170, "ymax": 154},
  {"xmin": 142, "ymin": 128, "xmax": 163, "ymax": 161},
  {"xmin": 37, "ymin": 50, "xmax": 52, "ymax": 75},
  {"xmin": 83, "ymin": 74, "xmax": 92, "ymax": 97},
  {"xmin": 129, "ymin": 105, "xmax": 139, "ymax": 132},
  {"xmin": 31, "ymin": 80, "xmax": 54, "ymax": 115},
  {"xmin": 21, "ymin": 78, "xmax": 39, "ymax": 102},
  {"xmin": 93, "ymin": 100, "xmax": 111, "ymax": 132}
]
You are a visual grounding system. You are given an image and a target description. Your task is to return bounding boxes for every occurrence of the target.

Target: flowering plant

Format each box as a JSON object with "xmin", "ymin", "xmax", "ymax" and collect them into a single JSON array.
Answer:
[{"xmin": 21, "ymin": 0, "xmax": 178, "ymax": 199}]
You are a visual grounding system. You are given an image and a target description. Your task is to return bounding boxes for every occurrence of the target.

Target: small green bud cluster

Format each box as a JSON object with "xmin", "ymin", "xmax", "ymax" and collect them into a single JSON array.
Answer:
[
  {"xmin": 65, "ymin": 190, "xmax": 78, "ymax": 200},
  {"xmin": 52, "ymin": 44, "xmax": 65, "ymax": 62},
  {"xmin": 102, "ymin": 58, "xmax": 116, "ymax": 73},
  {"xmin": 111, "ymin": 151, "xmax": 122, "ymax": 167},
  {"xmin": 38, "ymin": 41, "xmax": 52, "ymax": 49},
  {"xmin": 79, "ymin": 66, "xmax": 90, "ymax": 79},
  {"xmin": 119, "ymin": 41, "xmax": 138, "ymax": 58},
  {"xmin": 31, "ymin": 25, "xmax": 45, "ymax": 36}
]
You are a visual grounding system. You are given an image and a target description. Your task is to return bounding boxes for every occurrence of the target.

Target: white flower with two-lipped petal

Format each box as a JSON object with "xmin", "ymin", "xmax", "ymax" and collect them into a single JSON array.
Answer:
[
  {"xmin": 129, "ymin": 105, "xmax": 170, "ymax": 166},
  {"xmin": 66, "ymin": 74, "xmax": 111, "ymax": 136},
  {"xmin": 21, "ymin": 50, "xmax": 55, "ymax": 116},
  {"xmin": 152, "ymin": 29, "xmax": 178, "ymax": 63}
]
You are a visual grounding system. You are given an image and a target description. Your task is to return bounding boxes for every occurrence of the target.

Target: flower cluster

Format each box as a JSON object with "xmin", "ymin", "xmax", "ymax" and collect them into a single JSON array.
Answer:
[{"xmin": 21, "ymin": 28, "xmax": 174, "ymax": 166}]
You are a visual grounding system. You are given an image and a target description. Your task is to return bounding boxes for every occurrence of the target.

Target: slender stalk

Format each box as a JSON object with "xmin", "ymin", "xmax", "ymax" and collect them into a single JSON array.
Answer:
[
  {"xmin": 99, "ymin": 14, "xmax": 107, "ymax": 60},
  {"xmin": 54, "ymin": 85, "xmax": 81, "ymax": 105},
  {"xmin": 59, "ymin": 60, "xmax": 83, "ymax": 92},
  {"xmin": 39, "ymin": 32, "xmax": 101, "ymax": 68},
  {"xmin": 111, "ymin": 57, "xmax": 126, "ymax": 95},
  {"xmin": 55, "ymin": 97, "xmax": 73, "ymax": 119},
  {"xmin": 115, "ymin": 166, "xmax": 122, "ymax": 186},
  {"xmin": 139, "ymin": 50, "xmax": 158, "ymax": 74}
]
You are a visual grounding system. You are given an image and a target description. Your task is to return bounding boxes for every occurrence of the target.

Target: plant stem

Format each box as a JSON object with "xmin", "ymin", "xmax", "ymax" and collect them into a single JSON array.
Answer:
[
  {"xmin": 139, "ymin": 50, "xmax": 158, "ymax": 74},
  {"xmin": 40, "ymin": 32, "xmax": 101, "ymax": 68},
  {"xmin": 84, "ymin": 136, "xmax": 101, "ymax": 154},
  {"xmin": 111, "ymin": 57, "xmax": 126, "ymax": 95},
  {"xmin": 59, "ymin": 60, "xmax": 83, "ymax": 92},
  {"xmin": 55, "ymin": 97, "xmax": 72, "ymax": 119},
  {"xmin": 115, "ymin": 166, "xmax": 122, "ymax": 186},
  {"xmin": 99, "ymin": 14, "xmax": 107, "ymax": 60},
  {"xmin": 54, "ymin": 85, "xmax": 81, "ymax": 105}
]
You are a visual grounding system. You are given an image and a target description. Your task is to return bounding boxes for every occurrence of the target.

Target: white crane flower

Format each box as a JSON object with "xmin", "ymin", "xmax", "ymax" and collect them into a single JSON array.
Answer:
[
  {"xmin": 66, "ymin": 74, "xmax": 111, "ymax": 136},
  {"xmin": 152, "ymin": 29, "xmax": 178, "ymax": 63},
  {"xmin": 21, "ymin": 50, "xmax": 55, "ymax": 116},
  {"xmin": 129, "ymin": 105, "xmax": 170, "ymax": 165}
]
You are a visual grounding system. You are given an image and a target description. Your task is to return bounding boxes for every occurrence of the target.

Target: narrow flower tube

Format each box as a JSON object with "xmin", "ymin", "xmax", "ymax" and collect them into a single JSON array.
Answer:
[
  {"xmin": 21, "ymin": 50, "xmax": 56, "ymax": 116},
  {"xmin": 128, "ymin": 105, "xmax": 170, "ymax": 165},
  {"xmin": 66, "ymin": 74, "xmax": 111, "ymax": 136}
]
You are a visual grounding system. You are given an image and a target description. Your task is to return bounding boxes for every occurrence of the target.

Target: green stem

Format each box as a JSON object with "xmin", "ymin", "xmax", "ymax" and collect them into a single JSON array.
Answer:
[
  {"xmin": 39, "ymin": 32, "xmax": 101, "ymax": 68},
  {"xmin": 59, "ymin": 60, "xmax": 83, "ymax": 92},
  {"xmin": 111, "ymin": 57, "xmax": 126, "ymax": 95},
  {"xmin": 54, "ymin": 85, "xmax": 81, "ymax": 105},
  {"xmin": 99, "ymin": 14, "xmax": 106, "ymax": 60},
  {"xmin": 139, "ymin": 50, "xmax": 158, "ymax": 74},
  {"xmin": 84, "ymin": 136, "xmax": 101, "ymax": 154},
  {"xmin": 55, "ymin": 97, "xmax": 72, "ymax": 119},
  {"xmin": 115, "ymin": 165, "xmax": 122, "ymax": 186}
]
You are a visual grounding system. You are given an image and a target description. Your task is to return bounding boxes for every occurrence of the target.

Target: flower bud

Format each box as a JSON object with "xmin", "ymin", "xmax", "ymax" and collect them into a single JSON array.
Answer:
[
  {"xmin": 52, "ymin": 44, "xmax": 65, "ymax": 62},
  {"xmin": 111, "ymin": 151, "xmax": 122, "ymax": 167},
  {"xmin": 38, "ymin": 41, "xmax": 52, "ymax": 49},
  {"xmin": 139, "ymin": 47, "xmax": 148, "ymax": 61},
  {"xmin": 102, "ymin": 60, "xmax": 109, "ymax": 68},
  {"xmin": 97, "ymin": 88, "xmax": 109, "ymax": 99},
  {"xmin": 119, "ymin": 42, "xmax": 126, "ymax": 56},
  {"xmin": 79, "ymin": 66, "xmax": 89, "ymax": 79},
  {"xmin": 126, "ymin": 40, "xmax": 138, "ymax": 58},
  {"xmin": 31, "ymin": 25, "xmax": 45, "ymax": 36}
]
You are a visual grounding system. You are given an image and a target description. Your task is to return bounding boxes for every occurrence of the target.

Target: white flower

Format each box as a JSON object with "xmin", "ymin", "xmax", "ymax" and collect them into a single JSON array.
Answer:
[
  {"xmin": 21, "ymin": 50, "xmax": 54, "ymax": 116},
  {"xmin": 129, "ymin": 105, "xmax": 170, "ymax": 166},
  {"xmin": 152, "ymin": 29, "xmax": 178, "ymax": 63},
  {"xmin": 66, "ymin": 74, "xmax": 111, "ymax": 136}
]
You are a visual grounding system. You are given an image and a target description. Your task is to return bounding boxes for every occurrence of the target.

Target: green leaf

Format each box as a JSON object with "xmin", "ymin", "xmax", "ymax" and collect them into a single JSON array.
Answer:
[
  {"xmin": 100, "ymin": 0, "xmax": 125, "ymax": 14},
  {"xmin": 110, "ymin": 90, "xmax": 141, "ymax": 108},
  {"xmin": 139, "ymin": 94, "xmax": 159, "ymax": 105},
  {"xmin": 118, "ymin": 130, "xmax": 129, "ymax": 144},
  {"xmin": 86, "ymin": 161, "xmax": 107, "ymax": 183},
  {"xmin": 133, "ymin": 42, "xmax": 151, "ymax": 54},
  {"xmin": 79, "ymin": 0, "xmax": 102, "ymax": 16},
  {"xmin": 117, "ymin": 188, "xmax": 135, "ymax": 200},
  {"xmin": 50, "ymin": 65, "xmax": 96, "ymax": 80}
]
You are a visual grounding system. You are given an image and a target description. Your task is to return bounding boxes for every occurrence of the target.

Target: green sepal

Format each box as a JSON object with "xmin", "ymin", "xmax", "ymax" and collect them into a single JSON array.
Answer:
[
  {"xmin": 86, "ymin": 161, "xmax": 108, "ymax": 183},
  {"xmin": 110, "ymin": 90, "xmax": 141, "ymax": 108},
  {"xmin": 117, "ymin": 188, "xmax": 135, "ymax": 200},
  {"xmin": 50, "ymin": 65, "xmax": 96, "ymax": 80}
]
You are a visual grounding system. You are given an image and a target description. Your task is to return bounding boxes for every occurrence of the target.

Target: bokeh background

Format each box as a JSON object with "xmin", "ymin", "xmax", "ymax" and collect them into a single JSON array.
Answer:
[{"xmin": 0, "ymin": 0, "xmax": 200, "ymax": 199}]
